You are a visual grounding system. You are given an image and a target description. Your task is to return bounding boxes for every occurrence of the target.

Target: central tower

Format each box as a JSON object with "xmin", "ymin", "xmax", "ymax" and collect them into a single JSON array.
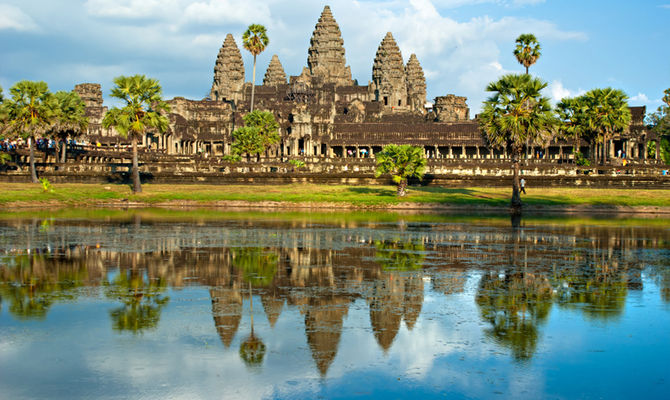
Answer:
[{"xmin": 304, "ymin": 5, "xmax": 353, "ymax": 86}]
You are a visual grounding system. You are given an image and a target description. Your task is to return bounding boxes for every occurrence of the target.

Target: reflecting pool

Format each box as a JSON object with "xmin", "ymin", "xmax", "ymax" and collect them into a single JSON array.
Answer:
[{"xmin": 1, "ymin": 209, "xmax": 669, "ymax": 399}]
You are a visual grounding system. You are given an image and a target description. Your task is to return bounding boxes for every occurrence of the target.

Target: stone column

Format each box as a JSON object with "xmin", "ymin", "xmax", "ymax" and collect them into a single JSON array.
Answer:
[
  {"xmin": 461, "ymin": 145, "xmax": 466, "ymax": 159},
  {"xmin": 449, "ymin": 146, "xmax": 453, "ymax": 159}
]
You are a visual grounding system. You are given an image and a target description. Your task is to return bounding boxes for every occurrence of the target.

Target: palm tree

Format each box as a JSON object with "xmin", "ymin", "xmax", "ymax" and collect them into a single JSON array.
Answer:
[
  {"xmin": 242, "ymin": 24, "xmax": 269, "ymax": 112},
  {"xmin": 51, "ymin": 91, "xmax": 89, "ymax": 163},
  {"xmin": 1, "ymin": 81, "xmax": 55, "ymax": 183},
  {"xmin": 556, "ymin": 96, "xmax": 592, "ymax": 165},
  {"xmin": 102, "ymin": 75, "xmax": 170, "ymax": 193},
  {"xmin": 479, "ymin": 74, "xmax": 555, "ymax": 208},
  {"xmin": 374, "ymin": 144, "xmax": 427, "ymax": 197},
  {"xmin": 513, "ymin": 34, "xmax": 541, "ymax": 75},
  {"xmin": 582, "ymin": 88, "xmax": 631, "ymax": 165}
]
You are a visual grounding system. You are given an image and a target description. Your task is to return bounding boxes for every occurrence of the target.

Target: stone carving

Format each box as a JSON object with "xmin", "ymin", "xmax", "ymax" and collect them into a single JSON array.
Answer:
[
  {"xmin": 263, "ymin": 54, "xmax": 288, "ymax": 87},
  {"xmin": 372, "ymin": 32, "xmax": 407, "ymax": 109},
  {"xmin": 434, "ymin": 95, "xmax": 470, "ymax": 122},
  {"xmin": 405, "ymin": 54, "xmax": 426, "ymax": 113},
  {"xmin": 210, "ymin": 34, "xmax": 245, "ymax": 103},
  {"xmin": 305, "ymin": 5, "xmax": 353, "ymax": 86}
]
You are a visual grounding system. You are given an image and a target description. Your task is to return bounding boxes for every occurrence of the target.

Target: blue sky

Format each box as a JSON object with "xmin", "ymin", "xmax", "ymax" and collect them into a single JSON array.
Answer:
[{"xmin": 1, "ymin": 0, "xmax": 668, "ymax": 114}]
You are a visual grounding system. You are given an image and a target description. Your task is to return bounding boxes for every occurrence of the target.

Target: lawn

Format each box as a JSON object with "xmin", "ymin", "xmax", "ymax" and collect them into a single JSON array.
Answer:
[{"xmin": 0, "ymin": 182, "xmax": 668, "ymax": 209}]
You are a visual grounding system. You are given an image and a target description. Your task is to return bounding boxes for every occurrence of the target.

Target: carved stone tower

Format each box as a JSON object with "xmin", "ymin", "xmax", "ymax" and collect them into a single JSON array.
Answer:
[
  {"xmin": 372, "ymin": 32, "xmax": 407, "ymax": 109},
  {"xmin": 210, "ymin": 34, "xmax": 245, "ymax": 103},
  {"xmin": 304, "ymin": 5, "xmax": 353, "ymax": 86},
  {"xmin": 405, "ymin": 54, "xmax": 426, "ymax": 113},
  {"xmin": 263, "ymin": 54, "xmax": 288, "ymax": 86},
  {"xmin": 434, "ymin": 95, "xmax": 470, "ymax": 122}
]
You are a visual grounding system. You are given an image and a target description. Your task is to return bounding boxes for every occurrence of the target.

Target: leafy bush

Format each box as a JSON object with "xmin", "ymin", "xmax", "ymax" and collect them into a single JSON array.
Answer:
[
  {"xmin": 39, "ymin": 177, "xmax": 53, "ymax": 193},
  {"xmin": 574, "ymin": 152, "xmax": 591, "ymax": 167},
  {"xmin": 289, "ymin": 159, "xmax": 305, "ymax": 169}
]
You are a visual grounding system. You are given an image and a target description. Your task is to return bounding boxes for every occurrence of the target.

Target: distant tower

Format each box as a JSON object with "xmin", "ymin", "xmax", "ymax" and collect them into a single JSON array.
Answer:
[
  {"xmin": 405, "ymin": 54, "xmax": 427, "ymax": 113},
  {"xmin": 263, "ymin": 55, "xmax": 288, "ymax": 86},
  {"xmin": 372, "ymin": 32, "xmax": 407, "ymax": 109},
  {"xmin": 303, "ymin": 5, "xmax": 353, "ymax": 86},
  {"xmin": 210, "ymin": 34, "xmax": 245, "ymax": 103}
]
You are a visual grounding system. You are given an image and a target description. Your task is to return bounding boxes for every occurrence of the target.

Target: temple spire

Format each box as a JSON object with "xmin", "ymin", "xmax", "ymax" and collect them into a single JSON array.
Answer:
[
  {"xmin": 210, "ymin": 34, "xmax": 245, "ymax": 102},
  {"xmin": 372, "ymin": 32, "xmax": 407, "ymax": 108},
  {"xmin": 305, "ymin": 5, "xmax": 353, "ymax": 86},
  {"xmin": 406, "ymin": 53, "xmax": 427, "ymax": 113},
  {"xmin": 263, "ymin": 55, "xmax": 287, "ymax": 86}
]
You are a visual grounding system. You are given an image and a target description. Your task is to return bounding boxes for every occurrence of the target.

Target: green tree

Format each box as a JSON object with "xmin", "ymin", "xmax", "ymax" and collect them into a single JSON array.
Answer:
[
  {"xmin": 0, "ymin": 81, "xmax": 55, "ymax": 183},
  {"xmin": 513, "ymin": 34, "xmax": 541, "ymax": 75},
  {"xmin": 51, "ymin": 91, "xmax": 89, "ymax": 163},
  {"xmin": 229, "ymin": 110, "xmax": 280, "ymax": 161},
  {"xmin": 582, "ymin": 88, "xmax": 631, "ymax": 165},
  {"xmin": 647, "ymin": 88, "xmax": 670, "ymax": 164},
  {"xmin": 374, "ymin": 144, "xmax": 426, "ymax": 197},
  {"xmin": 556, "ymin": 96, "xmax": 594, "ymax": 165},
  {"xmin": 102, "ymin": 75, "xmax": 170, "ymax": 193},
  {"xmin": 243, "ymin": 24, "xmax": 269, "ymax": 112},
  {"xmin": 479, "ymin": 74, "xmax": 555, "ymax": 208}
]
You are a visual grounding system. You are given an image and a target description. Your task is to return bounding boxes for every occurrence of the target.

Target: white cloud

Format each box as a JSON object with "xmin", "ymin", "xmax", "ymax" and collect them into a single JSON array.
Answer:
[
  {"xmin": 0, "ymin": 4, "xmax": 38, "ymax": 31},
  {"xmin": 183, "ymin": 0, "xmax": 272, "ymax": 25},
  {"xmin": 547, "ymin": 80, "xmax": 585, "ymax": 103},
  {"xmin": 84, "ymin": 0, "xmax": 179, "ymax": 19}
]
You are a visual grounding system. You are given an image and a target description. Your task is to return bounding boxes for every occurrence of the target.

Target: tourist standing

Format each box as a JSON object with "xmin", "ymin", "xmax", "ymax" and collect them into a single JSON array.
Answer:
[{"xmin": 520, "ymin": 178, "xmax": 526, "ymax": 194}]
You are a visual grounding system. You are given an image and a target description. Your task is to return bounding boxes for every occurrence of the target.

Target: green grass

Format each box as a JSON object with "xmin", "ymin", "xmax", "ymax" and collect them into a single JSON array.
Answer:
[{"xmin": 0, "ymin": 182, "xmax": 668, "ymax": 209}]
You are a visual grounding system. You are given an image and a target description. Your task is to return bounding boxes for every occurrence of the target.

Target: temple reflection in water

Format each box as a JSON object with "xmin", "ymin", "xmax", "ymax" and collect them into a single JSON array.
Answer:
[{"xmin": 1, "ymin": 213, "xmax": 669, "ymax": 377}]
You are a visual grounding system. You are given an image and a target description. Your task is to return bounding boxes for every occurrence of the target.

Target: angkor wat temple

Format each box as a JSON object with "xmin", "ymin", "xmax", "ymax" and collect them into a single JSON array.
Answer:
[{"xmin": 74, "ymin": 5, "xmax": 655, "ymax": 163}]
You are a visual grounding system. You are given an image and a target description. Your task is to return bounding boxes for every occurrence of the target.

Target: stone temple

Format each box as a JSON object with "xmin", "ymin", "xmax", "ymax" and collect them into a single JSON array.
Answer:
[{"xmin": 78, "ymin": 5, "xmax": 654, "ymax": 163}]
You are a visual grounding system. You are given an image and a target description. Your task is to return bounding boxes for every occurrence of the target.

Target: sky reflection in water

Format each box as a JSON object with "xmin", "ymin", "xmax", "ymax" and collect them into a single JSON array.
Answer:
[{"xmin": 0, "ymin": 210, "xmax": 669, "ymax": 399}]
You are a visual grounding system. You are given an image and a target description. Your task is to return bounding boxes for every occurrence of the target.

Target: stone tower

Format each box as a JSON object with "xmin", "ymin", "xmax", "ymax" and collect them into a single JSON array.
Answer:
[
  {"xmin": 263, "ymin": 54, "xmax": 288, "ymax": 86},
  {"xmin": 405, "ymin": 54, "xmax": 426, "ymax": 113},
  {"xmin": 74, "ymin": 83, "xmax": 104, "ymax": 135},
  {"xmin": 304, "ymin": 5, "xmax": 353, "ymax": 86},
  {"xmin": 210, "ymin": 34, "xmax": 245, "ymax": 103},
  {"xmin": 372, "ymin": 32, "xmax": 407, "ymax": 109},
  {"xmin": 434, "ymin": 95, "xmax": 470, "ymax": 122}
]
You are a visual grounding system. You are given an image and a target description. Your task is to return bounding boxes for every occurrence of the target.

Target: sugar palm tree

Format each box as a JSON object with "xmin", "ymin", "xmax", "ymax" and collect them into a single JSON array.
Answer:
[
  {"xmin": 242, "ymin": 24, "xmax": 269, "ymax": 112},
  {"xmin": 582, "ymin": 88, "xmax": 631, "ymax": 165},
  {"xmin": 374, "ymin": 144, "xmax": 426, "ymax": 197},
  {"xmin": 556, "ymin": 96, "xmax": 593, "ymax": 165},
  {"xmin": 51, "ymin": 91, "xmax": 89, "ymax": 163},
  {"xmin": 102, "ymin": 75, "xmax": 170, "ymax": 193},
  {"xmin": 1, "ymin": 81, "xmax": 55, "ymax": 183},
  {"xmin": 514, "ymin": 34, "xmax": 541, "ymax": 75},
  {"xmin": 479, "ymin": 74, "xmax": 556, "ymax": 208}
]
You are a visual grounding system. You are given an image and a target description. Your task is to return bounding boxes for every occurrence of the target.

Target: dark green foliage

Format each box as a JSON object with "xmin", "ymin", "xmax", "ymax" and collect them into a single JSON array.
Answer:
[
  {"xmin": 230, "ymin": 110, "xmax": 280, "ymax": 160},
  {"xmin": 479, "ymin": 73, "xmax": 555, "ymax": 207},
  {"xmin": 513, "ymin": 33, "xmax": 541, "ymax": 74},
  {"xmin": 374, "ymin": 144, "xmax": 426, "ymax": 197},
  {"xmin": 102, "ymin": 75, "xmax": 170, "ymax": 193}
]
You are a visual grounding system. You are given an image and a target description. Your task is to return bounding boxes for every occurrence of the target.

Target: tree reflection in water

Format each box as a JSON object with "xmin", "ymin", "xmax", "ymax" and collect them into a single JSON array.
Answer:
[
  {"xmin": 1, "ymin": 213, "xmax": 668, "ymax": 375},
  {"xmin": 104, "ymin": 259, "xmax": 169, "ymax": 334}
]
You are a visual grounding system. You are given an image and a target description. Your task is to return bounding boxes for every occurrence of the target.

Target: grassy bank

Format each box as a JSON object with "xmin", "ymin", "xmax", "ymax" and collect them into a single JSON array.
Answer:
[{"xmin": 0, "ymin": 182, "xmax": 669, "ymax": 210}]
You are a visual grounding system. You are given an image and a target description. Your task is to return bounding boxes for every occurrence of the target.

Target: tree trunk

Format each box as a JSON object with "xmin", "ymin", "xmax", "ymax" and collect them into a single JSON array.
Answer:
[
  {"xmin": 29, "ymin": 136, "xmax": 38, "ymax": 183},
  {"xmin": 61, "ymin": 141, "xmax": 67, "ymax": 163},
  {"xmin": 132, "ymin": 137, "xmax": 142, "ymax": 193},
  {"xmin": 250, "ymin": 54, "xmax": 257, "ymax": 112},
  {"xmin": 511, "ymin": 154, "xmax": 522, "ymax": 209},
  {"xmin": 397, "ymin": 179, "xmax": 407, "ymax": 197}
]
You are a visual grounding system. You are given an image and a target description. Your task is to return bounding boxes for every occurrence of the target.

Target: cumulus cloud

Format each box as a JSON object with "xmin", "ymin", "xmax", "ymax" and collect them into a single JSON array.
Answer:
[
  {"xmin": 547, "ymin": 80, "xmax": 585, "ymax": 103},
  {"xmin": 0, "ymin": 4, "xmax": 38, "ymax": 31}
]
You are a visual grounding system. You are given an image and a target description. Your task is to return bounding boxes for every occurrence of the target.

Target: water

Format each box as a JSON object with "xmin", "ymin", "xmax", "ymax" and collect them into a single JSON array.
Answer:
[{"xmin": 0, "ymin": 209, "xmax": 669, "ymax": 399}]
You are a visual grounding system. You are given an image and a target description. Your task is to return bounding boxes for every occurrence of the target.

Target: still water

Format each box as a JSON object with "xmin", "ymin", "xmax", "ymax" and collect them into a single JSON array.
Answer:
[{"xmin": 0, "ymin": 209, "xmax": 669, "ymax": 399}]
